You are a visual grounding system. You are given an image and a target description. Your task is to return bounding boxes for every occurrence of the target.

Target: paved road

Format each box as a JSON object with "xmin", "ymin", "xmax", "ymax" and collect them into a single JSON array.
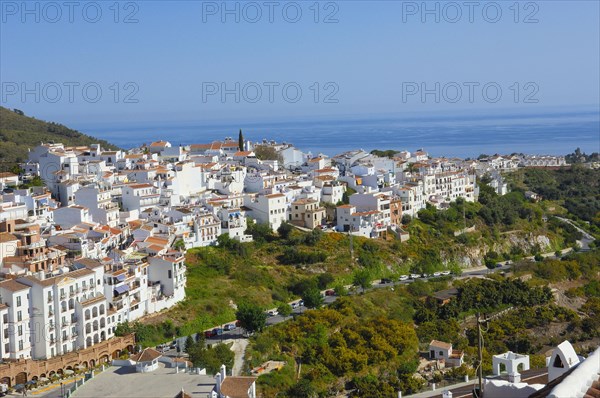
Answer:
[{"xmin": 556, "ymin": 216, "xmax": 595, "ymax": 251}]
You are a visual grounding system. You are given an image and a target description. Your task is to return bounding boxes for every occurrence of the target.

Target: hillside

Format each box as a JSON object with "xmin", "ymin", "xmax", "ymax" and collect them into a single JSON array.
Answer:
[
  {"xmin": 0, "ymin": 107, "xmax": 119, "ymax": 167},
  {"xmin": 134, "ymin": 191, "xmax": 582, "ymax": 346},
  {"xmin": 506, "ymin": 166, "xmax": 600, "ymax": 230}
]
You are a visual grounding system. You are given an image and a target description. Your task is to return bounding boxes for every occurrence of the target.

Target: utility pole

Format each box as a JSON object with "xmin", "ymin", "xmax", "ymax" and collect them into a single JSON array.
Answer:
[{"xmin": 476, "ymin": 312, "xmax": 483, "ymax": 398}]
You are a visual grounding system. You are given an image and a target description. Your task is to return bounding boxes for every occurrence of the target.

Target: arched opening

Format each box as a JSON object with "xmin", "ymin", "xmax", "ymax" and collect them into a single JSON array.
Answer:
[
  {"xmin": 100, "ymin": 354, "xmax": 109, "ymax": 363},
  {"xmin": 92, "ymin": 307, "xmax": 98, "ymax": 318},
  {"xmin": 499, "ymin": 363, "xmax": 506, "ymax": 374},
  {"xmin": 99, "ymin": 304, "xmax": 105, "ymax": 315},
  {"xmin": 93, "ymin": 333, "xmax": 99, "ymax": 344},
  {"xmin": 112, "ymin": 349, "xmax": 121, "ymax": 359},
  {"xmin": 126, "ymin": 344, "xmax": 135, "ymax": 353},
  {"xmin": 89, "ymin": 359, "xmax": 96, "ymax": 368},
  {"xmin": 85, "ymin": 309, "xmax": 91, "ymax": 321},
  {"xmin": 100, "ymin": 331, "xmax": 106, "ymax": 341},
  {"xmin": 86, "ymin": 336, "xmax": 92, "ymax": 348},
  {"xmin": 82, "ymin": 361, "xmax": 88, "ymax": 368},
  {"xmin": 15, "ymin": 371, "xmax": 27, "ymax": 385},
  {"xmin": 0, "ymin": 376, "xmax": 10, "ymax": 387},
  {"xmin": 517, "ymin": 363, "xmax": 525, "ymax": 372},
  {"xmin": 86, "ymin": 323, "xmax": 91, "ymax": 334}
]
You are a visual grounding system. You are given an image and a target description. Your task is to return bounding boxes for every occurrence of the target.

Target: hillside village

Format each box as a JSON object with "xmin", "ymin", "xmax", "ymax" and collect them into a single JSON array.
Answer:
[{"xmin": 0, "ymin": 136, "xmax": 572, "ymax": 365}]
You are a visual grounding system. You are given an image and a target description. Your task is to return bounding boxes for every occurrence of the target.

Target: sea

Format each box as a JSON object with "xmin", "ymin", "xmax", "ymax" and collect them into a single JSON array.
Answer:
[{"xmin": 76, "ymin": 109, "xmax": 600, "ymax": 159}]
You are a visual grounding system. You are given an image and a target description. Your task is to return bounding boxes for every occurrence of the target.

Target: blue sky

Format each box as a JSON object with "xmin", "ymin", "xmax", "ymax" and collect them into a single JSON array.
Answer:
[{"xmin": 1, "ymin": 1, "xmax": 599, "ymax": 125}]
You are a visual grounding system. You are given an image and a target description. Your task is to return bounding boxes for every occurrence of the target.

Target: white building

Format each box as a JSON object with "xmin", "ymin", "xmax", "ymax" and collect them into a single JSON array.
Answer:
[
  {"xmin": 244, "ymin": 193, "xmax": 287, "ymax": 231},
  {"xmin": 0, "ymin": 279, "xmax": 32, "ymax": 360}
]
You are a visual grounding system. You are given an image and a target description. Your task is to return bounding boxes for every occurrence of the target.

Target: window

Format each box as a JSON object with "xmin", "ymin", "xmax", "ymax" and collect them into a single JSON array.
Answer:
[
  {"xmin": 18, "ymin": 325, "xmax": 22, "ymax": 336},
  {"xmin": 168, "ymin": 270, "xmax": 172, "ymax": 279},
  {"xmin": 18, "ymin": 340, "xmax": 23, "ymax": 350},
  {"xmin": 16, "ymin": 296, "xmax": 21, "ymax": 307},
  {"xmin": 17, "ymin": 311, "xmax": 22, "ymax": 322}
]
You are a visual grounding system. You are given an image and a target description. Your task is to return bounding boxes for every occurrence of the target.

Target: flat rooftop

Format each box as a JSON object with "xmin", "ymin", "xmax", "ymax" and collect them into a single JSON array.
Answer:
[{"xmin": 73, "ymin": 363, "xmax": 215, "ymax": 398}]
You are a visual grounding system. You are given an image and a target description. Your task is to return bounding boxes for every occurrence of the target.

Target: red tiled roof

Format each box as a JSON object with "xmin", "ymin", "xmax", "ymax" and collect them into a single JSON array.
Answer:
[{"xmin": 220, "ymin": 377, "xmax": 257, "ymax": 398}]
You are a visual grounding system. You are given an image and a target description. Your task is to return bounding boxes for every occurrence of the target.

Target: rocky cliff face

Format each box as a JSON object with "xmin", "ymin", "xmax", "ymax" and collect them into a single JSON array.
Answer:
[{"xmin": 447, "ymin": 232, "xmax": 554, "ymax": 268}]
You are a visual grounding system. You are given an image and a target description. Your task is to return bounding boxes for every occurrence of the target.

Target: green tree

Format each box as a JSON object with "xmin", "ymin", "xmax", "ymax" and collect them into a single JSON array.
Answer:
[
  {"xmin": 184, "ymin": 335, "xmax": 196, "ymax": 355},
  {"xmin": 238, "ymin": 129, "xmax": 244, "ymax": 151},
  {"xmin": 235, "ymin": 302, "xmax": 267, "ymax": 334},
  {"xmin": 352, "ymin": 269, "xmax": 372, "ymax": 293},
  {"xmin": 277, "ymin": 302, "xmax": 293, "ymax": 317},
  {"xmin": 302, "ymin": 287, "xmax": 324, "ymax": 309},
  {"xmin": 287, "ymin": 379, "xmax": 317, "ymax": 398}
]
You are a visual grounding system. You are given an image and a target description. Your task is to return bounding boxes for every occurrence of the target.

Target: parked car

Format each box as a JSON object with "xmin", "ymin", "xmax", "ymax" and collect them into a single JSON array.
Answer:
[
  {"xmin": 441, "ymin": 271, "xmax": 451, "ymax": 276},
  {"xmin": 267, "ymin": 309, "xmax": 278, "ymax": 317},
  {"xmin": 299, "ymin": 300, "xmax": 305, "ymax": 307},
  {"xmin": 399, "ymin": 275, "xmax": 409, "ymax": 281},
  {"xmin": 433, "ymin": 272, "xmax": 442, "ymax": 277},
  {"xmin": 380, "ymin": 278, "xmax": 392, "ymax": 284},
  {"xmin": 410, "ymin": 273, "xmax": 421, "ymax": 279},
  {"xmin": 325, "ymin": 289, "xmax": 335, "ymax": 296},
  {"xmin": 204, "ymin": 330, "xmax": 213, "ymax": 338},
  {"xmin": 224, "ymin": 323, "xmax": 236, "ymax": 331},
  {"xmin": 213, "ymin": 328, "xmax": 223, "ymax": 336},
  {"xmin": 235, "ymin": 320, "xmax": 241, "ymax": 327},
  {"xmin": 291, "ymin": 302, "xmax": 299, "ymax": 309}
]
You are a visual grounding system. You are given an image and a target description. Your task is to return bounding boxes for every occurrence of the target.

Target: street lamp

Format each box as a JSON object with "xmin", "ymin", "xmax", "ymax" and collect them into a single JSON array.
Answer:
[{"xmin": 60, "ymin": 382, "xmax": 64, "ymax": 398}]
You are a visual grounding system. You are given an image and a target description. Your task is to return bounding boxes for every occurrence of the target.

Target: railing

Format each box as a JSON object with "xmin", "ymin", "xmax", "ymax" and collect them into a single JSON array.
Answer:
[{"xmin": 47, "ymin": 297, "xmax": 53, "ymax": 303}]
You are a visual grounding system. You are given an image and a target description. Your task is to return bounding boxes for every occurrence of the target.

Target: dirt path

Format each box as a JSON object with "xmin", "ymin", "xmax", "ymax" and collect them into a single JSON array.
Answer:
[{"xmin": 230, "ymin": 339, "xmax": 249, "ymax": 376}]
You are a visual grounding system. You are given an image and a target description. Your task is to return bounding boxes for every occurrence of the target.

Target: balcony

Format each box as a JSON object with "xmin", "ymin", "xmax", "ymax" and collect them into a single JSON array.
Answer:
[
  {"xmin": 82, "ymin": 285, "xmax": 89, "ymax": 292},
  {"xmin": 48, "ymin": 324, "xmax": 55, "ymax": 331},
  {"xmin": 62, "ymin": 321, "xmax": 70, "ymax": 328},
  {"xmin": 60, "ymin": 293, "xmax": 66, "ymax": 300}
]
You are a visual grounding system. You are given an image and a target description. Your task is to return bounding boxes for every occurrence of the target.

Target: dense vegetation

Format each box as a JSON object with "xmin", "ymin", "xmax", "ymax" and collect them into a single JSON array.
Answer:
[
  {"xmin": 507, "ymin": 166, "xmax": 600, "ymax": 229},
  {"xmin": 245, "ymin": 247, "xmax": 599, "ymax": 396},
  {"xmin": 247, "ymin": 299, "xmax": 422, "ymax": 397},
  {"xmin": 0, "ymin": 107, "xmax": 119, "ymax": 166}
]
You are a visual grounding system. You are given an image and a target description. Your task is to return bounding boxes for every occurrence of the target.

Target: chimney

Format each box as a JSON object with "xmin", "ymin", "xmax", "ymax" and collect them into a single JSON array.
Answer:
[{"xmin": 215, "ymin": 372, "xmax": 221, "ymax": 395}]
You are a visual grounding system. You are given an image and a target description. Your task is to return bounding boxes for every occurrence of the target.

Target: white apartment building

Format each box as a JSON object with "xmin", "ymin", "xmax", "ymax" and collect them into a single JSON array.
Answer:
[
  {"xmin": 0, "ymin": 279, "xmax": 32, "ymax": 360},
  {"xmin": 0, "ymin": 303, "xmax": 9, "ymax": 359},
  {"xmin": 244, "ymin": 193, "xmax": 287, "ymax": 231},
  {"xmin": 217, "ymin": 208, "xmax": 252, "ymax": 242},
  {"xmin": 121, "ymin": 183, "xmax": 160, "ymax": 212},
  {"xmin": 17, "ymin": 267, "xmax": 108, "ymax": 359},
  {"xmin": 74, "ymin": 184, "xmax": 120, "ymax": 227}
]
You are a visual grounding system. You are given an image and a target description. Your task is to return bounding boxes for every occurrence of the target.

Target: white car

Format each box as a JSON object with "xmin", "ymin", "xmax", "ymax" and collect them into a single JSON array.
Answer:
[
  {"xmin": 399, "ymin": 275, "xmax": 409, "ymax": 281},
  {"xmin": 410, "ymin": 274, "xmax": 421, "ymax": 279},
  {"xmin": 433, "ymin": 272, "xmax": 442, "ymax": 277},
  {"xmin": 441, "ymin": 271, "xmax": 451, "ymax": 276}
]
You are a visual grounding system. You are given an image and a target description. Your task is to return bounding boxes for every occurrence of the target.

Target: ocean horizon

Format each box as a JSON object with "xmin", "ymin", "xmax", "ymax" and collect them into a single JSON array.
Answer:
[{"xmin": 75, "ymin": 109, "xmax": 600, "ymax": 159}]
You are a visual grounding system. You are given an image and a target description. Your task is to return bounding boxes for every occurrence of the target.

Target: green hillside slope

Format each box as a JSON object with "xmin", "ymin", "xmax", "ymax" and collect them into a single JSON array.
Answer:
[{"xmin": 0, "ymin": 107, "xmax": 119, "ymax": 167}]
